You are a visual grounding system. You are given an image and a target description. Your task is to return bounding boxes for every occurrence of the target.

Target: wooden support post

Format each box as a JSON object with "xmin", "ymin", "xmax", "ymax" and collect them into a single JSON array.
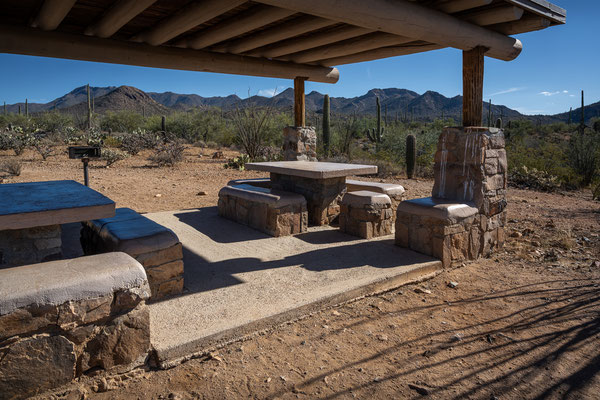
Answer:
[
  {"xmin": 462, "ymin": 46, "xmax": 485, "ymax": 127},
  {"xmin": 294, "ymin": 77, "xmax": 306, "ymax": 127}
]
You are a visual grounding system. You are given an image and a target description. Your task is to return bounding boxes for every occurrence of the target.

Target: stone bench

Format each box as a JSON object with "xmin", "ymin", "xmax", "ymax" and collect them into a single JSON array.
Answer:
[
  {"xmin": 80, "ymin": 207, "xmax": 183, "ymax": 300},
  {"xmin": 0, "ymin": 252, "xmax": 150, "ymax": 399},
  {"xmin": 345, "ymin": 179, "xmax": 405, "ymax": 218},
  {"xmin": 218, "ymin": 184, "xmax": 307, "ymax": 237},
  {"xmin": 339, "ymin": 191, "xmax": 394, "ymax": 239},
  {"xmin": 395, "ymin": 197, "xmax": 505, "ymax": 268},
  {"xmin": 227, "ymin": 177, "xmax": 271, "ymax": 189}
]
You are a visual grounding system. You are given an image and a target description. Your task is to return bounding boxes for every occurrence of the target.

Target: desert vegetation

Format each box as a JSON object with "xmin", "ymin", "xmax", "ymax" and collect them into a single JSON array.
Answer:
[{"xmin": 1, "ymin": 97, "xmax": 599, "ymax": 197}]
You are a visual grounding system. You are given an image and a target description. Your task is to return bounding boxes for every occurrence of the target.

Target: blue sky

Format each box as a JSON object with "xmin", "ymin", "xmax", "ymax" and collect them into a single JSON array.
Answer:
[{"xmin": 0, "ymin": 0, "xmax": 596, "ymax": 115}]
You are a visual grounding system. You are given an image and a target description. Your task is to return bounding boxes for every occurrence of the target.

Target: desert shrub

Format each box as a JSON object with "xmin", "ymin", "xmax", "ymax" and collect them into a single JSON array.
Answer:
[
  {"xmin": 231, "ymin": 100, "xmax": 276, "ymax": 159},
  {"xmin": 62, "ymin": 126, "xmax": 83, "ymax": 144},
  {"xmin": 103, "ymin": 135, "xmax": 122, "ymax": 148},
  {"xmin": 33, "ymin": 139, "xmax": 56, "ymax": 160},
  {"xmin": 148, "ymin": 141, "xmax": 185, "ymax": 167},
  {"xmin": 192, "ymin": 140, "xmax": 206, "ymax": 148},
  {"xmin": 120, "ymin": 128, "xmax": 159, "ymax": 155},
  {"xmin": 224, "ymin": 154, "xmax": 250, "ymax": 171},
  {"xmin": 509, "ymin": 165, "xmax": 561, "ymax": 192},
  {"xmin": 0, "ymin": 127, "xmax": 35, "ymax": 155},
  {"xmin": 100, "ymin": 111, "xmax": 144, "ymax": 133},
  {"xmin": 0, "ymin": 159, "xmax": 22, "ymax": 176},
  {"xmin": 33, "ymin": 112, "xmax": 74, "ymax": 133},
  {"xmin": 568, "ymin": 128, "xmax": 599, "ymax": 186},
  {"xmin": 101, "ymin": 148, "xmax": 129, "ymax": 167},
  {"xmin": 256, "ymin": 145, "xmax": 282, "ymax": 162},
  {"xmin": 206, "ymin": 141, "xmax": 218, "ymax": 149}
]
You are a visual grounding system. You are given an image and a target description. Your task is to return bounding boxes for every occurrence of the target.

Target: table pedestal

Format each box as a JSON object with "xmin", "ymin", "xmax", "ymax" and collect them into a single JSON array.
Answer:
[
  {"xmin": 0, "ymin": 225, "xmax": 62, "ymax": 267},
  {"xmin": 271, "ymin": 173, "xmax": 346, "ymax": 226}
]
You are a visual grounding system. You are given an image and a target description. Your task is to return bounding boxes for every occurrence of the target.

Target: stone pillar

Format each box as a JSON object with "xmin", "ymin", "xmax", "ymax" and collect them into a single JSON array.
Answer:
[
  {"xmin": 282, "ymin": 126, "xmax": 317, "ymax": 161},
  {"xmin": 431, "ymin": 126, "xmax": 507, "ymax": 254},
  {"xmin": 0, "ymin": 225, "xmax": 62, "ymax": 268}
]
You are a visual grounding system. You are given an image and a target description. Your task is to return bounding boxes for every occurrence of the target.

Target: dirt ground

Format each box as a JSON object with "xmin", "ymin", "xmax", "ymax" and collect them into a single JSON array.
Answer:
[{"xmin": 2, "ymin": 147, "xmax": 599, "ymax": 399}]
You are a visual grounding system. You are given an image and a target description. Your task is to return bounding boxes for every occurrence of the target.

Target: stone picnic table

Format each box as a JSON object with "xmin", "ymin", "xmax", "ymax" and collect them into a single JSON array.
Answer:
[
  {"xmin": 0, "ymin": 180, "xmax": 115, "ymax": 267},
  {"xmin": 245, "ymin": 161, "xmax": 377, "ymax": 226}
]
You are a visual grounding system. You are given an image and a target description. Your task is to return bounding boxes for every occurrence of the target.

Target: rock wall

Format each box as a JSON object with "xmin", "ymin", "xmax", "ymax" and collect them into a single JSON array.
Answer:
[
  {"xmin": 0, "ymin": 253, "xmax": 151, "ymax": 399},
  {"xmin": 0, "ymin": 225, "xmax": 62, "ymax": 267},
  {"xmin": 282, "ymin": 126, "xmax": 317, "ymax": 161}
]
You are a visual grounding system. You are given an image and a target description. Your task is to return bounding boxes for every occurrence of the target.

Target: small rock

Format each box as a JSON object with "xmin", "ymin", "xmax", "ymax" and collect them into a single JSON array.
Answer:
[
  {"xmin": 447, "ymin": 281, "xmax": 458, "ymax": 288},
  {"xmin": 208, "ymin": 352, "xmax": 222, "ymax": 362},
  {"xmin": 591, "ymin": 261, "xmax": 600, "ymax": 268},
  {"xmin": 414, "ymin": 287, "xmax": 431, "ymax": 294},
  {"xmin": 265, "ymin": 377, "xmax": 271, "ymax": 383},
  {"xmin": 300, "ymin": 340, "xmax": 306, "ymax": 345},
  {"xmin": 280, "ymin": 376, "xmax": 287, "ymax": 382},
  {"xmin": 408, "ymin": 383, "xmax": 431, "ymax": 395},
  {"xmin": 374, "ymin": 377, "xmax": 382, "ymax": 383},
  {"xmin": 450, "ymin": 333, "xmax": 464, "ymax": 342},
  {"xmin": 510, "ymin": 231, "xmax": 522, "ymax": 238},
  {"xmin": 377, "ymin": 334, "xmax": 388, "ymax": 342},
  {"xmin": 331, "ymin": 310, "xmax": 341, "ymax": 316},
  {"xmin": 196, "ymin": 191, "xmax": 207, "ymax": 196},
  {"xmin": 154, "ymin": 194, "xmax": 162, "ymax": 198}
]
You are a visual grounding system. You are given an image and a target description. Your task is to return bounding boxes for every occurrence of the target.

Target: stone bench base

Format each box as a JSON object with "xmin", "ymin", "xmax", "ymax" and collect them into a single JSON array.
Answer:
[
  {"xmin": 340, "ymin": 191, "xmax": 393, "ymax": 239},
  {"xmin": 0, "ymin": 224, "xmax": 62, "ymax": 268},
  {"xmin": 0, "ymin": 252, "xmax": 150, "ymax": 399},
  {"xmin": 80, "ymin": 208, "xmax": 183, "ymax": 300},
  {"xmin": 395, "ymin": 197, "xmax": 506, "ymax": 267},
  {"xmin": 345, "ymin": 179, "xmax": 405, "ymax": 218},
  {"xmin": 218, "ymin": 184, "xmax": 307, "ymax": 237}
]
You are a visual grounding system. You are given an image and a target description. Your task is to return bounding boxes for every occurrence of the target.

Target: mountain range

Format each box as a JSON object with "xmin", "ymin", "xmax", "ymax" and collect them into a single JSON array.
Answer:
[{"xmin": 4, "ymin": 85, "xmax": 599, "ymax": 125}]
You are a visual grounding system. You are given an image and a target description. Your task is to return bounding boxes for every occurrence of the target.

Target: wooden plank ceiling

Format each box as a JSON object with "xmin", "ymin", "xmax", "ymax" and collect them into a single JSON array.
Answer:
[{"xmin": 0, "ymin": 0, "xmax": 565, "ymax": 83}]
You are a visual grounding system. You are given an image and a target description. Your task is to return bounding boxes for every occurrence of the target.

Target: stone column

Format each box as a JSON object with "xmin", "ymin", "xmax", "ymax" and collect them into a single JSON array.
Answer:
[
  {"xmin": 431, "ymin": 126, "xmax": 507, "ymax": 255},
  {"xmin": 282, "ymin": 126, "xmax": 317, "ymax": 161}
]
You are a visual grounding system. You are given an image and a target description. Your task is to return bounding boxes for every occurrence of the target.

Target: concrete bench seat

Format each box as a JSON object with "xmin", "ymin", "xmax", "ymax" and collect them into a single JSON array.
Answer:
[
  {"xmin": 345, "ymin": 179, "xmax": 405, "ymax": 219},
  {"xmin": 218, "ymin": 184, "xmax": 307, "ymax": 237},
  {"xmin": 0, "ymin": 252, "xmax": 150, "ymax": 399},
  {"xmin": 397, "ymin": 197, "xmax": 478, "ymax": 223},
  {"xmin": 227, "ymin": 177, "xmax": 271, "ymax": 188},
  {"xmin": 81, "ymin": 207, "xmax": 183, "ymax": 300},
  {"xmin": 339, "ymin": 190, "xmax": 394, "ymax": 239}
]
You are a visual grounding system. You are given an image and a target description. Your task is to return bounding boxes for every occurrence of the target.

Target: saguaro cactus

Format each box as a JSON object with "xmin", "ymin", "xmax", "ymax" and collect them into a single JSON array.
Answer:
[
  {"xmin": 580, "ymin": 90, "xmax": 585, "ymax": 132},
  {"xmin": 86, "ymin": 84, "xmax": 92, "ymax": 129},
  {"xmin": 25, "ymin": 98, "xmax": 28, "ymax": 118},
  {"xmin": 406, "ymin": 134, "xmax": 416, "ymax": 179},
  {"xmin": 568, "ymin": 107, "xmax": 572, "ymax": 124},
  {"xmin": 3, "ymin": 102, "xmax": 5, "ymax": 115},
  {"xmin": 18, "ymin": 105, "xmax": 21, "ymax": 115},
  {"xmin": 366, "ymin": 96, "xmax": 384, "ymax": 143},
  {"xmin": 161, "ymin": 115, "xmax": 167, "ymax": 132},
  {"xmin": 322, "ymin": 94, "xmax": 331, "ymax": 156},
  {"xmin": 495, "ymin": 118, "xmax": 503, "ymax": 129}
]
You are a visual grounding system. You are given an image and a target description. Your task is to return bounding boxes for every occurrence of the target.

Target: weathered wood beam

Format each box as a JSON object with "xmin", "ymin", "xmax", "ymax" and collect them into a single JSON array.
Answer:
[
  {"xmin": 285, "ymin": 32, "xmax": 412, "ymax": 64},
  {"xmin": 180, "ymin": 5, "xmax": 295, "ymax": 50},
  {"xmin": 294, "ymin": 77, "xmax": 306, "ymax": 127},
  {"xmin": 253, "ymin": 0, "xmax": 522, "ymax": 61},
  {"xmin": 85, "ymin": 0, "xmax": 158, "ymax": 38},
  {"xmin": 317, "ymin": 42, "xmax": 443, "ymax": 66},
  {"xmin": 463, "ymin": 6, "xmax": 524, "ymax": 26},
  {"xmin": 30, "ymin": 0, "xmax": 77, "ymax": 31},
  {"xmin": 0, "ymin": 25, "xmax": 339, "ymax": 84},
  {"xmin": 489, "ymin": 15, "xmax": 551, "ymax": 35},
  {"xmin": 250, "ymin": 26, "xmax": 372, "ymax": 59},
  {"xmin": 435, "ymin": 0, "xmax": 493, "ymax": 14},
  {"xmin": 462, "ymin": 46, "xmax": 485, "ymax": 127},
  {"xmin": 132, "ymin": 0, "xmax": 245, "ymax": 46},
  {"xmin": 213, "ymin": 16, "xmax": 335, "ymax": 55}
]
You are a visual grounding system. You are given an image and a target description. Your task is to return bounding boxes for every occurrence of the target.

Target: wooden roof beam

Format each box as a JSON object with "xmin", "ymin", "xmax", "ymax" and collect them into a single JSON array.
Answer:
[
  {"xmin": 435, "ymin": 0, "xmax": 493, "ymax": 14},
  {"xmin": 30, "ymin": 0, "xmax": 77, "ymax": 31},
  {"xmin": 490, "ymin": 14, "xmax": 551, "ymax": 35},
  {"xmin": 132, "ymin": 0, "xmax": 246, "ymax": 46},
  {"xmin": 179, "ymin": 5, "xmax": 295, "ymax": 50},
  {"xmin": 85, "ymin": 0, "xmax": 158, "ymax": 38},
  {"xmin": 250, "ymin": 25, "xmax": 372, "ymax": 59},
  {"xmin": 212, "ymin": 16, "xmax": 336, "ymax": 55},
  {"xmin": 463, "ymin": 6, "xmax": 524, "ymax": 26},
  {"xmin": 0, "ymin": 25, "xmax": 339, "ymax": 83},
  {"xmin": 253, "ymin": 0, "xmax": 522, "ymax": 61},
  {"xmin": 317, "ymin": 42, "xmax": 444, "ymax": 66}
]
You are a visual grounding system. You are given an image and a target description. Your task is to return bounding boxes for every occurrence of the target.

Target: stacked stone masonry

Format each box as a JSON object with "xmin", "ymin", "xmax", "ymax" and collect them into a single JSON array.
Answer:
[
  {"xmin": 340, "ymin": 191, "xmax": 394, "ymax": 239},
  {"xmin": 271, "ymin": 173, "xmax": 346, "ymax": 226},
  {"xmin": 0, "ymin": 253, "xmax": 150, "ymax": 400},
  {"xmin": 396, "ymin": 127, "xmax": 507, "ymax": 267},
  {"xmin": 80, "ymin": 208, "xmax": 184, "ymax": 300},
  {"xmin": 282, "ymin": 126, "xmax": 317, "ymax": 161},
  {"xmin": 0, "ymin": 224, "xmax": 62, "ymax": 267},
  {"xmin": 345, "ymin": 179, "xmax": 405, "ymax": 222},
  {"xmin": 218, "ymin": 185, "xmax": 308, "ymax": 237}
]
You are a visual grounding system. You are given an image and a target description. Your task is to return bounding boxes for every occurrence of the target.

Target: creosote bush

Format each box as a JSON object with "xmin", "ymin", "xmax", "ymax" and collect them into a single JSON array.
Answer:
[
  {"xmin": 102, "ymin": 148, "xmax": 129, "ymax": 167},
  {"xmin": 148, "ymin": 141, "xmax": 185, "ymax": 167},
  {"xmin": 0, "ymin": 159, "xmax": 22, "ymax": 176}
]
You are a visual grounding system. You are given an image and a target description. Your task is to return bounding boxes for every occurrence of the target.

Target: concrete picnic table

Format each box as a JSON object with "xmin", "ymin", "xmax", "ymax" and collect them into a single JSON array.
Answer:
[
  {"xmin": 245, "ymin": 161, "xmax": 377, "ymax": 226},
  {"xmin": 0, "ymin": 180, "xmax": 115, "ymax": 267}
]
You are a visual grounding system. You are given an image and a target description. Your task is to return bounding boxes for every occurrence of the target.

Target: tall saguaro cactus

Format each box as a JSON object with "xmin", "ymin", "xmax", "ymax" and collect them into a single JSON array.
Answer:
[
  {"xmin": 366, "ymin": 96, "xmax": 384, "ymax": 144},
  {"xmin": 86, "ymin": 84, "xmax": 92, "ymax": 129},
  {"xmin": 568, "ymin": 107, "xmax": 572, "ymax": 124},
  {"xmin": 3, "ymin": 102, "xmax": 5, "ymax": 115},
  {"xmin": 406, "ymin": 134, "xmax": 416, "ymax": 179},
  {"xmin": 322, "ymin": 94, "xmax": 331, "ymax": 156},
  {"xmin": 580, "ymin": 90, "xmax": 585, "ymax": 132},
  {"xmin": 25, "ymin": 98, "xmax": 28, "ymax": 118},
  {"xmin": 161, "ymin": 115, "xmax": 167, "ymax": 132}
]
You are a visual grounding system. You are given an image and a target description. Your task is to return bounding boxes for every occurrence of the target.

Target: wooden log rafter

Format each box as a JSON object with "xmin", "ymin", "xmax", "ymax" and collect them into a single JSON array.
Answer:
[
  {"xmin": 318, "ymin": 42, "xmax": 444, "ymax": 67},
  {"xmin": 489, "ymin": 14, "xmax": 551, "ymax": 35},
  {"xmin": 294, "ymin": 77, "xmax": 306, "ymax": 127},
  {"xmin": 253, "ymin": 0, "xmax": 522, "ymax": 61},
  {"xmin": 179, "ymin": 5, "xmax": 296, "ymax": 50},
  {"xmin": 30, "ymin": 0, "xmax": 77, "ymax": 31},
  {"xmin": 0, "ymin": 25, "xmax": 339, "ymax": 83},
  {"xmin": 85, "ymin": 0, "xmax": 158, "ymax": 38},
  {"xmin": 132, "ymin": 0, "xmax": 245, "ymax": 46},
  {"xmin": 435, "ymin": 0, "xmax": 493, "ymax": 14}
]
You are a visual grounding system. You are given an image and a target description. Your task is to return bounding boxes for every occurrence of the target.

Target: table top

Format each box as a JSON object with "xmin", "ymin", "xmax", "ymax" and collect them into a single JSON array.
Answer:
[
  {"xmin": 0, "ymin": 180, "xmax": 115, "ymax": 230},
  {"xmin": 245, "ymin": 161, "xmax": 377, "ymax": 179}
]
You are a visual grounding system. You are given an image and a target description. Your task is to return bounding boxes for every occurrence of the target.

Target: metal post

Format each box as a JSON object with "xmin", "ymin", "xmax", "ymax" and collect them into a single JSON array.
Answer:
[{"xmin": 82, "ymin": 158, "xmax": 89, "ymax": 186}]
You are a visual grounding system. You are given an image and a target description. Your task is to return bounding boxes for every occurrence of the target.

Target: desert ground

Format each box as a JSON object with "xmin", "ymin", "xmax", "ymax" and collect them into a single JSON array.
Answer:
[{"xmin": 2, "ymin": 146, "xmax": 599, "ymax": 400}]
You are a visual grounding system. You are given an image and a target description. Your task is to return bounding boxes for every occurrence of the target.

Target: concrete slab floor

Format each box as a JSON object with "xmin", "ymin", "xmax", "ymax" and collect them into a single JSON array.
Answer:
[{"xmin": 145, "ymin": 207, "xmax": 442, "ymax": 368}]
